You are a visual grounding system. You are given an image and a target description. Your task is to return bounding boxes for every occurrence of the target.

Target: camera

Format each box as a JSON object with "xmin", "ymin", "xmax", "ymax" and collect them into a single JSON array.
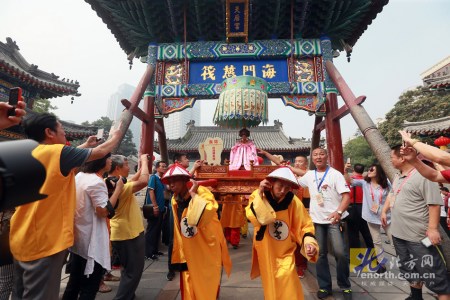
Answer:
[
  {"xmin": 107, "ymin": 176, "xmax": 127, "ymax": 184},
  {"xmin": 0, "ymin": 140, "xmax": 47, "ymax": 211},
  {"xmin": 105, "ymin": 176, "xmax": 127, "ymax": 200}
]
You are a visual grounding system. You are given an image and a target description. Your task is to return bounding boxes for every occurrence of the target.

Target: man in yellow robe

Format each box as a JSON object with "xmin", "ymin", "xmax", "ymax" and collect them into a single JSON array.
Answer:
[
  {"xmin": 220, "ymin": 195, "xmax": 245, "ymax": 248},
  {"xmin": 161, "ymin": 164, "xmax": 232, "ymax": 300},
  {"xmin": 246, "ymin": 167, "xmax": 319, "ymax": 300}
]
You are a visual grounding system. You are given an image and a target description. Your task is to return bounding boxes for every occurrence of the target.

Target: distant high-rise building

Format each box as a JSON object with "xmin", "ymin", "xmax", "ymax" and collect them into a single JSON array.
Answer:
[
  {"xmin": 107, "ymin": 83, "xmax": 142, "ymax": 148},
  {"xmin": 163, "ymin": 104, "xmax": 201, "ymax": 139}
]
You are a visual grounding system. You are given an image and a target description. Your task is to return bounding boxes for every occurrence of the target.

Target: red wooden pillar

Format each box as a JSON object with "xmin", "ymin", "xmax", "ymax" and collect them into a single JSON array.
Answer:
[
  {"xmin": 140, "ymin": 95, "xmax": 155, "ymax": 158},
  {"xmin": 156, "ymin": 118, "xmax": 169, "ymax": 163},
  {"xmin": 325, "ymin": 93, "xmax": 344, "ymax": 173}
]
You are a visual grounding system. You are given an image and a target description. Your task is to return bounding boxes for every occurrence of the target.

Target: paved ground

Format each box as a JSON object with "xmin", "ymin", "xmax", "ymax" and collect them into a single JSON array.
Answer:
[{"xmin": 59, "ymin": 222, "xmax": 439, "ymax": 300}]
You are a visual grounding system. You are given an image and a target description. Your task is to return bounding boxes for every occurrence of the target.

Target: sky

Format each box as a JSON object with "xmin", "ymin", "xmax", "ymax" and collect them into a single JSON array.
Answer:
[{"xmin": 0, "ymin": 0, "xmax": 449, "ymax": 142}]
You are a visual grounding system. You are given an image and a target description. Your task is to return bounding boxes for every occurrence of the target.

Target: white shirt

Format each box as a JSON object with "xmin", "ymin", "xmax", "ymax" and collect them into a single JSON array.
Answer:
[
  {"xmin": 72, "ymin": 173, "xmax": 111, "ymax": 275},
  {"xmin": 299, "ymin": 166, "xmax": 350, "ymax": 224},
  {"xmin": 441, "ymin": 193, "xmax": 448, "ymax": 217}
]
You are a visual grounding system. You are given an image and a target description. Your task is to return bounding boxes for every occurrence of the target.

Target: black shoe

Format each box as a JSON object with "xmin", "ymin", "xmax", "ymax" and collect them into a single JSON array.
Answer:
[
  {"xmin": 232, "ymin": 245, "xmax": 238, "ymax": 249},
  {"xmin": 405, "ymin": 295, "xmax": 423, "ymax": 300},
  {"xmin": 342, "ymin": 289, "xmax": 352, "ymax": 300},
  {"xmin": 317, "ymin": 289, "xmax": 331, "ymax": 299},
  {"xmin": 166, "ymin": 271, "xmax": 175, "ymax": 281},
  {"xmin": 376, "ymin": 264, "xmax": 387, "ymax": 274},
  {"xmin": 155, "ymin": 251, "xmax": 164, "ymax": 256},
  {"xmin": 149, "ymin": 254, "xmax": 158, "ymax": 260}
]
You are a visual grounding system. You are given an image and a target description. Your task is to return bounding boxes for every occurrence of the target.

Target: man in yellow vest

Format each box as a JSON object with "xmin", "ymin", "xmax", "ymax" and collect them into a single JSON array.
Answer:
[
  {"xmin": 10, "ymin": 113, "xmax": 121, "ymax": 300},
  {"xmin": 162, "ymin": 164, "xmax": 231, "ymax": 299}
]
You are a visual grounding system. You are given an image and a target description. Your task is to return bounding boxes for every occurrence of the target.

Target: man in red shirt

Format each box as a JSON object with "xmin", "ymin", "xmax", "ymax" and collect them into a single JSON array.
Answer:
[{"xmin": 346, "ymin": 164, "xmax": 374, "ymax": 249}]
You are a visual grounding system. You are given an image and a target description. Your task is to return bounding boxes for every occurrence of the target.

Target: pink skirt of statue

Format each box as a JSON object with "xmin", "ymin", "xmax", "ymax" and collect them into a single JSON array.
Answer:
[{"xmin": 229, "ymin": 141, "xmax": 259, "ymax": 170}]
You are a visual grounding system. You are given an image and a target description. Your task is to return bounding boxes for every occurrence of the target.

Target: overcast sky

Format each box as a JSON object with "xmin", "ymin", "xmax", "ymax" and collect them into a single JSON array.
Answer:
[{"xmin": 1, "ymin": 0, "xmax": 449, "ymax": 142}]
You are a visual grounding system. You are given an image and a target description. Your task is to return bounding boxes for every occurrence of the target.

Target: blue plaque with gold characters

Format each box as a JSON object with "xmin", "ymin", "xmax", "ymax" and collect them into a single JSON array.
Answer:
[{"xmin": 226, "ymin": 0, "xmax": 249, "ymax": 42}]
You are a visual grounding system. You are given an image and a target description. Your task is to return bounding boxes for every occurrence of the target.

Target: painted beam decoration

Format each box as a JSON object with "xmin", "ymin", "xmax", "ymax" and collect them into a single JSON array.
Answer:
[{"xmin": 153, "ymin": 38, "xmax": 332, "ymax": 116}]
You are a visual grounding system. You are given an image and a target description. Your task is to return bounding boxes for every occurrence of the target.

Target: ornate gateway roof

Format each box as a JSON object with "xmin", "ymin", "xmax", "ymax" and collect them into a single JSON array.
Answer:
[
  {"xmin": 163, "ymin": 120, "xmax": 311, "ymax": 153},
  {"xmin": 85, "ymin": 0, "xmax": 389, "ymax": 59}
]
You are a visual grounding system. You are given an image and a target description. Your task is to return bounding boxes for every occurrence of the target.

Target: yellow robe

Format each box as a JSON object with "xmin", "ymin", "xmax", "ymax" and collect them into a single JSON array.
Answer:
[
  {"xmin": 245, "ymin": 190, "xmax": 318, "ymax": 300},
  {"xmin": 220, "ymin": 195, "xmax": 245, "ymax": 228},
  {"xmin": 172, "ymin": 186, "xmax": 232, "ymax": 300}
]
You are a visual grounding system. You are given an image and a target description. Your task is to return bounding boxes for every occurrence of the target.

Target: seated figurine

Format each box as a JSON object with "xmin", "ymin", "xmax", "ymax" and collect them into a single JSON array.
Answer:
[{"xmin": 229, "ymin": 128, "xmax": 259, "ymax": 171}]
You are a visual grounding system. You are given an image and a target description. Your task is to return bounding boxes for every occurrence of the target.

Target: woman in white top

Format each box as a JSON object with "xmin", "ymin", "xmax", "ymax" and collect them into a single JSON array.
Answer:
[
  {"xmin": 345, "ymin": 163, "xmax": 391, "ymax": 274},
  {"xmin": 62, "ymin": 153, "xmax": 123, "ymax": 300}
]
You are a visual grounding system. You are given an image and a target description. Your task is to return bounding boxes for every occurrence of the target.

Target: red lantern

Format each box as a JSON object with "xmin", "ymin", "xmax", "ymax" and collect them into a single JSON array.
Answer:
[
  {"xmin": 257, "ymin": 156, "xmax": 264, "ymax": 165},
  {"xmin": 434, "ymin": 136, "xmax": 450, "ymax": 150}
]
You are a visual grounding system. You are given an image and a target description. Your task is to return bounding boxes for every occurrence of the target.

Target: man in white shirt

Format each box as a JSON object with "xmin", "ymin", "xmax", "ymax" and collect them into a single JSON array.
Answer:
[{"xmin": 298, "ymin": 148, "xmax": 352, "ymax": 300}]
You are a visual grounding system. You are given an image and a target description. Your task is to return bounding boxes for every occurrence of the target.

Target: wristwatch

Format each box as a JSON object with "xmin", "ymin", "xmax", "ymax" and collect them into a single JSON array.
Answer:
[{"xmin": 336, "ymin": 210, "xmax": 343, "ymax": 216}]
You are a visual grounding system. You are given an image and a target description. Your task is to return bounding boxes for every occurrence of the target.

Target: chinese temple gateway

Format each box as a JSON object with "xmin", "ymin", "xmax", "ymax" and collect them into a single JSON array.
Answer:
[
  {"xmin": 0, "ymin": 37, "xmax": 96, "ymax": 141},
  {"xmin": 85, "ymin": 0, "xmax": 393, "ymax": 177}
]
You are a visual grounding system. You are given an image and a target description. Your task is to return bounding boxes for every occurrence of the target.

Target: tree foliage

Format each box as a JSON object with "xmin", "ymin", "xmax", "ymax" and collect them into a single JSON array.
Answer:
[
  {"xmin": 378, "ymin": 87, "xmax": 450, "ymax": 146},
  {"xmin": 343, "ymin": 136, "xmax": 377, "ymax": 168},
  {"xmin": 81, "ymin": 116, "xmax": 137, "ymax": 157},
  {"xmin": 32, "ymin": 98, "xmax": 57, "ymax": 113}
]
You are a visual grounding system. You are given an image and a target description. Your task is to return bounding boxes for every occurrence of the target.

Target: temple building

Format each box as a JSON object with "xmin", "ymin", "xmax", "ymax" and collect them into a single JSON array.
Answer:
[
  {"xmin": 421, "ymin": 55, "xmax": 450, "ymax": 91},
  {"xmin": 403, "ymin": 57, "xmax": 450, "ymax": 148},
  {"xmin": 0, "ymin": 37, "xmax": 96, "ymax": 141},
  {"xmin": 159, "ymin": 120, "xmax": 312, "ymax": 164}
]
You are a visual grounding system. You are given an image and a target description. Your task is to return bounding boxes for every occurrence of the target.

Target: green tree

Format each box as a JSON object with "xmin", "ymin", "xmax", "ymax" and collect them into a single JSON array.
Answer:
[
  {"xmin": 343, "ymin": 136, "xmax": 377, "ymax": 167},
  {"xmin": 33, "ymin": 98, "xmax": 57, "ymax": 113},
  {"xmin": 378, "ymin": 87, "xmax": 450, "ymax": 146},
  {"xmin": 81, "ymin": 116, "xmax": 137, "ymax": 157}
]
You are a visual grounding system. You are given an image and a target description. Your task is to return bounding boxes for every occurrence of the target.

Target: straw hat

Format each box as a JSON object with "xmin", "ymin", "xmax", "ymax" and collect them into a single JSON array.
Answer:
[
  {"xmin": 266, "ymin": 167, "xmax": 299, "ymax": 188},
  {"xmin": 161, "ymin": 164, "xmax": 191, "ymax": 184}
]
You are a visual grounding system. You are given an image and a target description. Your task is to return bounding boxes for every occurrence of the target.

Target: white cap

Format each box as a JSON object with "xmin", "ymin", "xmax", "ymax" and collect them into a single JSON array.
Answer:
[
  {"xmin": 161, "ymin": 164, "xmax": 191, "ymax": 184},
  {"xmin": 266, "ymin": 167, "xmax": 299, "ymax": 188}
]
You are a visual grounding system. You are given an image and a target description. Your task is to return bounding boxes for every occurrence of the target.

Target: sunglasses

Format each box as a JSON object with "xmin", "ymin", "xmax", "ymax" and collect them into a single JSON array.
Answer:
[{"xmin": 368, "ymin": 167, "xmax": 375, "ymax": 172}]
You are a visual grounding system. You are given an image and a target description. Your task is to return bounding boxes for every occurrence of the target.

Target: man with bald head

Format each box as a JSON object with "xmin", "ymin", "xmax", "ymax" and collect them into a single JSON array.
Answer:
[{"xmin": 298, "ymin": 148, "xmax": 352, "ymax": 300}]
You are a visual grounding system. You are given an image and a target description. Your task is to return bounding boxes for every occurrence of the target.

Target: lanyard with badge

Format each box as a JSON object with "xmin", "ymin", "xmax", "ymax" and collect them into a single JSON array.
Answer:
[
  {"xmin": 315, "ymin": 166, "xmax": 329, "ymax": 207},
  {"xmin": 369, "ymin": 184, "xmax": 383, "ymax": 214},
  {"xmin": 389, "ymin": 169, "xmax": 416, "ymax": 208}
]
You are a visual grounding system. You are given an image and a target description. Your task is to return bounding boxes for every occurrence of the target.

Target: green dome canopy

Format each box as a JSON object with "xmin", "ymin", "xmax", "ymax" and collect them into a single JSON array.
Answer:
[{"xmin": 214, "ymin": 76, "xmax": 268, "ymax": 129}]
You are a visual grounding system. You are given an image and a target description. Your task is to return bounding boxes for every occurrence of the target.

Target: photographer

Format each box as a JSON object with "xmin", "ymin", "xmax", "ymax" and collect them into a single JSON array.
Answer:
[
  {"xmin": 107, "ymin": 154, "xmax": 150, "ymax": 300},
  {"xmin": 62, "ymin": 153, "xmax": 123, "ymax": 300},
  {"xmin": 10, "ymin": 113, "xmax": 122, "ymax": 300},
  {"xmin": 0, "ymin": 98, "xmax": 25, "ymax": 299}
]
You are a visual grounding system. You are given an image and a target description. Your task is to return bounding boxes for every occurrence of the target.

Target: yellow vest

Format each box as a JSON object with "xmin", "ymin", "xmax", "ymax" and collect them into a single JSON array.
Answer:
[{"xmin": 10, "ymin": 144, "xmax": 76, "ymax": 261}]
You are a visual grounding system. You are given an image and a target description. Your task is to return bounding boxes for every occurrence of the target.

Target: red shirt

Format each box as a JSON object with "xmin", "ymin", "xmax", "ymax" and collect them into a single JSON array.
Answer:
[
  {"xmin": 350, "ymin": 174, "xmax": 364, "ymax": 204},
  {"xmin": 441, "ymin": 169, "xmax": 450, "ymax": 183}
]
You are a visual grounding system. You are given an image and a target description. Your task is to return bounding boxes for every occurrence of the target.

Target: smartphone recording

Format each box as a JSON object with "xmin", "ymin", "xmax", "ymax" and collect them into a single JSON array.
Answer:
[
  {"xmin": 7, "ymin": 87, "xmax": 22, "ymax": 117},
  {"xmin": 96, "ymin": 128, "xmax": 104, "ymax": 142}
]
